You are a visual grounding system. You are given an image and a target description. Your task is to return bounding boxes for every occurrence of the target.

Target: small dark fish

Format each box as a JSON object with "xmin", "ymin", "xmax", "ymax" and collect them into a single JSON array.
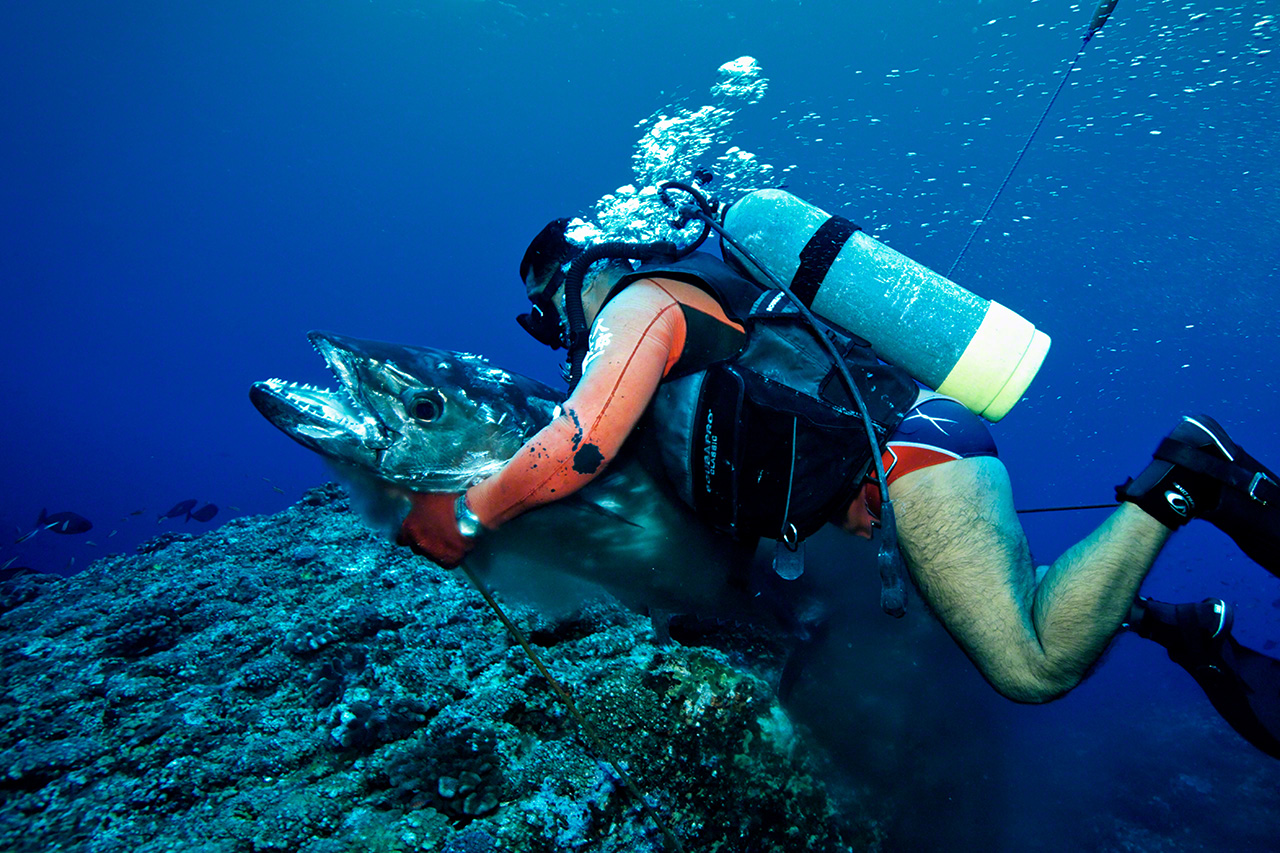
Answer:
[
  {"xmin": 42, "ymin": 511, "xmax": 92, "ymax": 534},
  {"xmin": 129, "ymin": 509, "xmax": 146, "ymax": 516},
  {"xmin": 1272, "ymin": 599, "xmax": 1280, "ymax": 609},
  {"xmin": 16, "ymin": 509, "xmax": 93, "ymax": 542},
  {"xmin": 159, "ymin": 499, "xmax": 198, "ymax": 522},
  {"xmin": 189, "ymin": 503, "xmax": 219, "ymax": 523},
  {"xmin": 272, "ymin": 486, "xmax": 285, "ymax": 494},
  {"xmin": 0, "ymin": 565, "xmax": 36, "ymax": 583},
  {"xmin": 1266, "ymin": 640, "xmax": 1278, "ymax": 652}
]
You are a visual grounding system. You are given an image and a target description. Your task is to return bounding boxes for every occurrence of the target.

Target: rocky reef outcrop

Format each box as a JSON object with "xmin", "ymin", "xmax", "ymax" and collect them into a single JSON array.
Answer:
[{"xmin": 0, "ymin": 484, "xmax": 882, "ymax": 852}]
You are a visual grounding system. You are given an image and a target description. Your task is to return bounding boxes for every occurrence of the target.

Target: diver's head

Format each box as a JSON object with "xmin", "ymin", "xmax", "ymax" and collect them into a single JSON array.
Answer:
[
  {"xmin": 517, "ymin": 219, "xmax": 631, "ymax": 349},
  {"xmin": 517, "ymin": 218, "xmax": 575, "ymax": 348}
]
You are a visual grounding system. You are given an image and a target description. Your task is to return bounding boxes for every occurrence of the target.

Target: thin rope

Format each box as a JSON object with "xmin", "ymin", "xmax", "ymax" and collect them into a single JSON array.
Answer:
[
  {"xmin": 458, "ymin": 563, "xmax": 686, "ymax": 853},
  {"xmin": 948, "ymin": 34, "xmax": 1094, "ymax": 279},
  {"xmin": 1016, "ymin": 502, "xmax": 1115, "ymax": 514}
]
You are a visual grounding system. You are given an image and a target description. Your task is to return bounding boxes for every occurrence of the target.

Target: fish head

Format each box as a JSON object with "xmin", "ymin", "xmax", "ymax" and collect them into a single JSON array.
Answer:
[{"xmin": 251, "ymin": 331, "xmax": 562, "ymax": 492}]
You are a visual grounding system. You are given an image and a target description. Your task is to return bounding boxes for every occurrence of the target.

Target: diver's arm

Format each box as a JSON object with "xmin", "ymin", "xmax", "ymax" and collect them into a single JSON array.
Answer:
[{"xmin": 465, "ymin": 282, "xmax": 688, "ymax": 529}]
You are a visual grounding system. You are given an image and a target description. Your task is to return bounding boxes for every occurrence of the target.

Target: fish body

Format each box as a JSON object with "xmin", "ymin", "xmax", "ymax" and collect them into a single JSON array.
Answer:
[
  {"xmin": 251, "ymin": 332, "xmax": 779, "ymax": 622},
  {"xmin": 16, "ymin": 510, "xmax": 93, "ymax": 542},
  {"xmin": 190, "ymin": 503, "xmax": 219, "ymax": 523},
  {"xmin": 43, "ymin": 511, "xmax": 92, "ymax": 534},
  {"xmin": 0, "ymin": 564, "xmax": 36, "ymax": 583},
  {"xmin": 160, "ymin": 500, "xmax": 198, "ymax": 522}
]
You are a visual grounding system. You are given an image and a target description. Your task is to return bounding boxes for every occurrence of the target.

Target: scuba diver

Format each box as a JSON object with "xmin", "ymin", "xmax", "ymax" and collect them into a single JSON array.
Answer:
[{"xmin": 396, "ymin": 186, "xmax": 1280, "ymax": 758}]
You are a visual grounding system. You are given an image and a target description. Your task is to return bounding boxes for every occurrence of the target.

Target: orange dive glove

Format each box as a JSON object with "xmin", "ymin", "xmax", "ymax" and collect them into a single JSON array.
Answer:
[{"xmin": 396, "ymin": 492, "xmax": 477, "ymax": 569}]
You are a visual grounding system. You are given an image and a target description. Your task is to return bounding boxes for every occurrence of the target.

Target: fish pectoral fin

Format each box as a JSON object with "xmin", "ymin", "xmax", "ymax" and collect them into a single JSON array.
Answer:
[
  {"xmin": 563, "ymin": 495, "xmax": 643, "ymax": 529},
  {"xmin": 648, "ymin": 608, "xmax": 674, "ymax": 645}
]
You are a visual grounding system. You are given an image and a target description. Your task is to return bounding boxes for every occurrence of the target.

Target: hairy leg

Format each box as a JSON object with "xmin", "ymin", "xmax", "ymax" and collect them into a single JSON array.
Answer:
[{"xmin": 890, "ymin": 456, "xmax": 1170, "ymax": 702}]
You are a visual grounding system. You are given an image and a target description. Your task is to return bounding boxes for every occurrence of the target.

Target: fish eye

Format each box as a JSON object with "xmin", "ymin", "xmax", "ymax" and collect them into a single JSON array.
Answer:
[{"xmin": 404, "ymin": 389, "xmax": 446, "ymax": 422}]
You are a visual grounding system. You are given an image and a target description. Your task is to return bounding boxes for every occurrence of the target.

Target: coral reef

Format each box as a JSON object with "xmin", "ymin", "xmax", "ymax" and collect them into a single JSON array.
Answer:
[{"xmin": 0, "ymin": 483, "xmax": 881, "ymax": 852}]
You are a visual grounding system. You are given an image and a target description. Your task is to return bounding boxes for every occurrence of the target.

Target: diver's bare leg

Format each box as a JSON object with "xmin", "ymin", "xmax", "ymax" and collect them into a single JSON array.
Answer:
[{"xmin": 889, "ymin": 456, "xmax": 1170, "ymax": 702}]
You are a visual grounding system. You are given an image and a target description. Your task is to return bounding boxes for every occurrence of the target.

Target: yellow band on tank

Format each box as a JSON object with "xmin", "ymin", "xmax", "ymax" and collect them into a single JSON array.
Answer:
[
  {"xmin": 984, "ymin": 327, "xmax": 1051, "ymax": 421},
  {"xmin": 936, "ymin": 300, "xmax": 1051, "ymax": 422}
]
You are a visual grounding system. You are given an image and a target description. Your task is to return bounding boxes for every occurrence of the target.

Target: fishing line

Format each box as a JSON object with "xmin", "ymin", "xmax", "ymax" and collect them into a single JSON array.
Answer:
[
  {"xmin": 1016, "ymin": 502, "xmax": 1115, "ymax": 515},
  {"xmin": 948, "ymin": 0, "xmax": 1121, "ymax": 277},
  {"xmin": 457, "ymin": 562, "xmax": 686, "ymax": 853},
  {"xmin": 949, "ymin": 1, "xmax": 1123, "ymax": 515}
]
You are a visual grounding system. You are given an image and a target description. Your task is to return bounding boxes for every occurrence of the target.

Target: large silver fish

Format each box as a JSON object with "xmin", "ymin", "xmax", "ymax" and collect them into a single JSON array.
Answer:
[{"xmin": 250, "ymin": 331, "xmax": 779, "ymax": 622}]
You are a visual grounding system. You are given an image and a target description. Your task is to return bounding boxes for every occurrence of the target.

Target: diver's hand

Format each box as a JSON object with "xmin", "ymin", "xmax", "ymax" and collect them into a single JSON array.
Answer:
[{"xmin": 396, "ymin": 492, "xmax": 475, "ymax": 569}]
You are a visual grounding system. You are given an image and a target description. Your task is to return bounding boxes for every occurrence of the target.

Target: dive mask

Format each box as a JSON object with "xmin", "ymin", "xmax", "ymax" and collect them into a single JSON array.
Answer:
[{"xmin": 516, "ymin": 266, "xmax": 567, "ymax": 349}]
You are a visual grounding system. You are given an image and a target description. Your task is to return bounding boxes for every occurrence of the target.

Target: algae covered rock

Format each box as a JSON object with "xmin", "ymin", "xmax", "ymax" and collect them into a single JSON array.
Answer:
[{"xmin": 0, "ymin": 483, "xmax": 882, "ymax": 852}]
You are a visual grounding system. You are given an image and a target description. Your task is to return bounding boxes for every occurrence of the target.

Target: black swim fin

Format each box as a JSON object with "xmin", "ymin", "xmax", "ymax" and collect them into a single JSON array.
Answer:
[
  {"xmin": 1118, "ymin": 414, "xmax": 1280, "ymax": 576},
  {"xmin": 1127, "ymin": 596, "xmax": 1280, "ymax": 760}
]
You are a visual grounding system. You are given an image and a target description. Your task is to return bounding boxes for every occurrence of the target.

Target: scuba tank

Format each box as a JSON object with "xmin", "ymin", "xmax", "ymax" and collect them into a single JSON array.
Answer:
[{"xmin": 720, "ymin": 189, "xmax": 1050, "ymax": 422}]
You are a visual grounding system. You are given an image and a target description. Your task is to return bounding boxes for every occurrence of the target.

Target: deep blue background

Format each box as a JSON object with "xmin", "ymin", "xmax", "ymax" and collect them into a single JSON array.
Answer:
[{"xmin": 2, "ymin": 1, "xmax": 1277, "ymax": 849}]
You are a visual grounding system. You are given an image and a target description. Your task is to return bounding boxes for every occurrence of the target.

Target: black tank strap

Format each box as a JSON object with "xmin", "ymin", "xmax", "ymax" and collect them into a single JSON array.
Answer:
[{"xmin": 792, "ymin": 215, "xmax": 861, "ymax": 307}]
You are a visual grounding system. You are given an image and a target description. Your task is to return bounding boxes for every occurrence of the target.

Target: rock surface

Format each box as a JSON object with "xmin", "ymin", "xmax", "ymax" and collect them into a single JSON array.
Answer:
[{"xmin": 0, "ymin": 484, "xmax": 882, "ymax": 852}]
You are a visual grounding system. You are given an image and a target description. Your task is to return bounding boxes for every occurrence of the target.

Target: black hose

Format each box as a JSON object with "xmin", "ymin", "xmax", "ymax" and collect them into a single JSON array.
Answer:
[{"xmin": 659, "ymin": 181, "xmax": 718, "ymax": 236}]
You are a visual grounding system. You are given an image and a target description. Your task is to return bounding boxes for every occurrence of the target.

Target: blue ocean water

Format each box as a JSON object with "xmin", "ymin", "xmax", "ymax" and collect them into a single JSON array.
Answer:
[{"xmin": 2, "ymin": 1, "xmax": 1277, "ymax": 849}]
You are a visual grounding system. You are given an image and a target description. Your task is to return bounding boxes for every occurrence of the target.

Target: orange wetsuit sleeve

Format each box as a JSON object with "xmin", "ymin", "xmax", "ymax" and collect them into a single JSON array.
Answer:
[{"xmin": 465, "ymin": 280, "xmax": 692, "ymax": 529}]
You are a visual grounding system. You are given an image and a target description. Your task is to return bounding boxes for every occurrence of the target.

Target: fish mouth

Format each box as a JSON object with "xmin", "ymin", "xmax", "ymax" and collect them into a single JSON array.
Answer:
[{"xmin": 250, "ymin": 331, "xmax": 390, "ymax": 448}]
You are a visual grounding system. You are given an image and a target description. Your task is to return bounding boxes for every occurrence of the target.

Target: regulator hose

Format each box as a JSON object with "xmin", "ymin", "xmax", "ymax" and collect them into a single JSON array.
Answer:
[{"xmin": 563, "ymin": 240, "xmax": 683, "ymax": 389}]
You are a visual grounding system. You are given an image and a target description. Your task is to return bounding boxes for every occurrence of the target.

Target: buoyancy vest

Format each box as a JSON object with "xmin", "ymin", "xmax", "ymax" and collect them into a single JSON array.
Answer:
[{"xmin": 607, "ymin": 252, "xmax": 919, "ymax": 544}]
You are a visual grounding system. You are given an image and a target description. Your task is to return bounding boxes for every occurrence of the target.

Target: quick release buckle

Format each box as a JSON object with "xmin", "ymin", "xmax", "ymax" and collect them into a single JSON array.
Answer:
[
  {"xmin": 1248, "ymin": 471, "xmax": 1276, "ymax": 506},
  {"xmin": 882, "ymin": 445, "xmax": 900, "ymax": 480}
]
